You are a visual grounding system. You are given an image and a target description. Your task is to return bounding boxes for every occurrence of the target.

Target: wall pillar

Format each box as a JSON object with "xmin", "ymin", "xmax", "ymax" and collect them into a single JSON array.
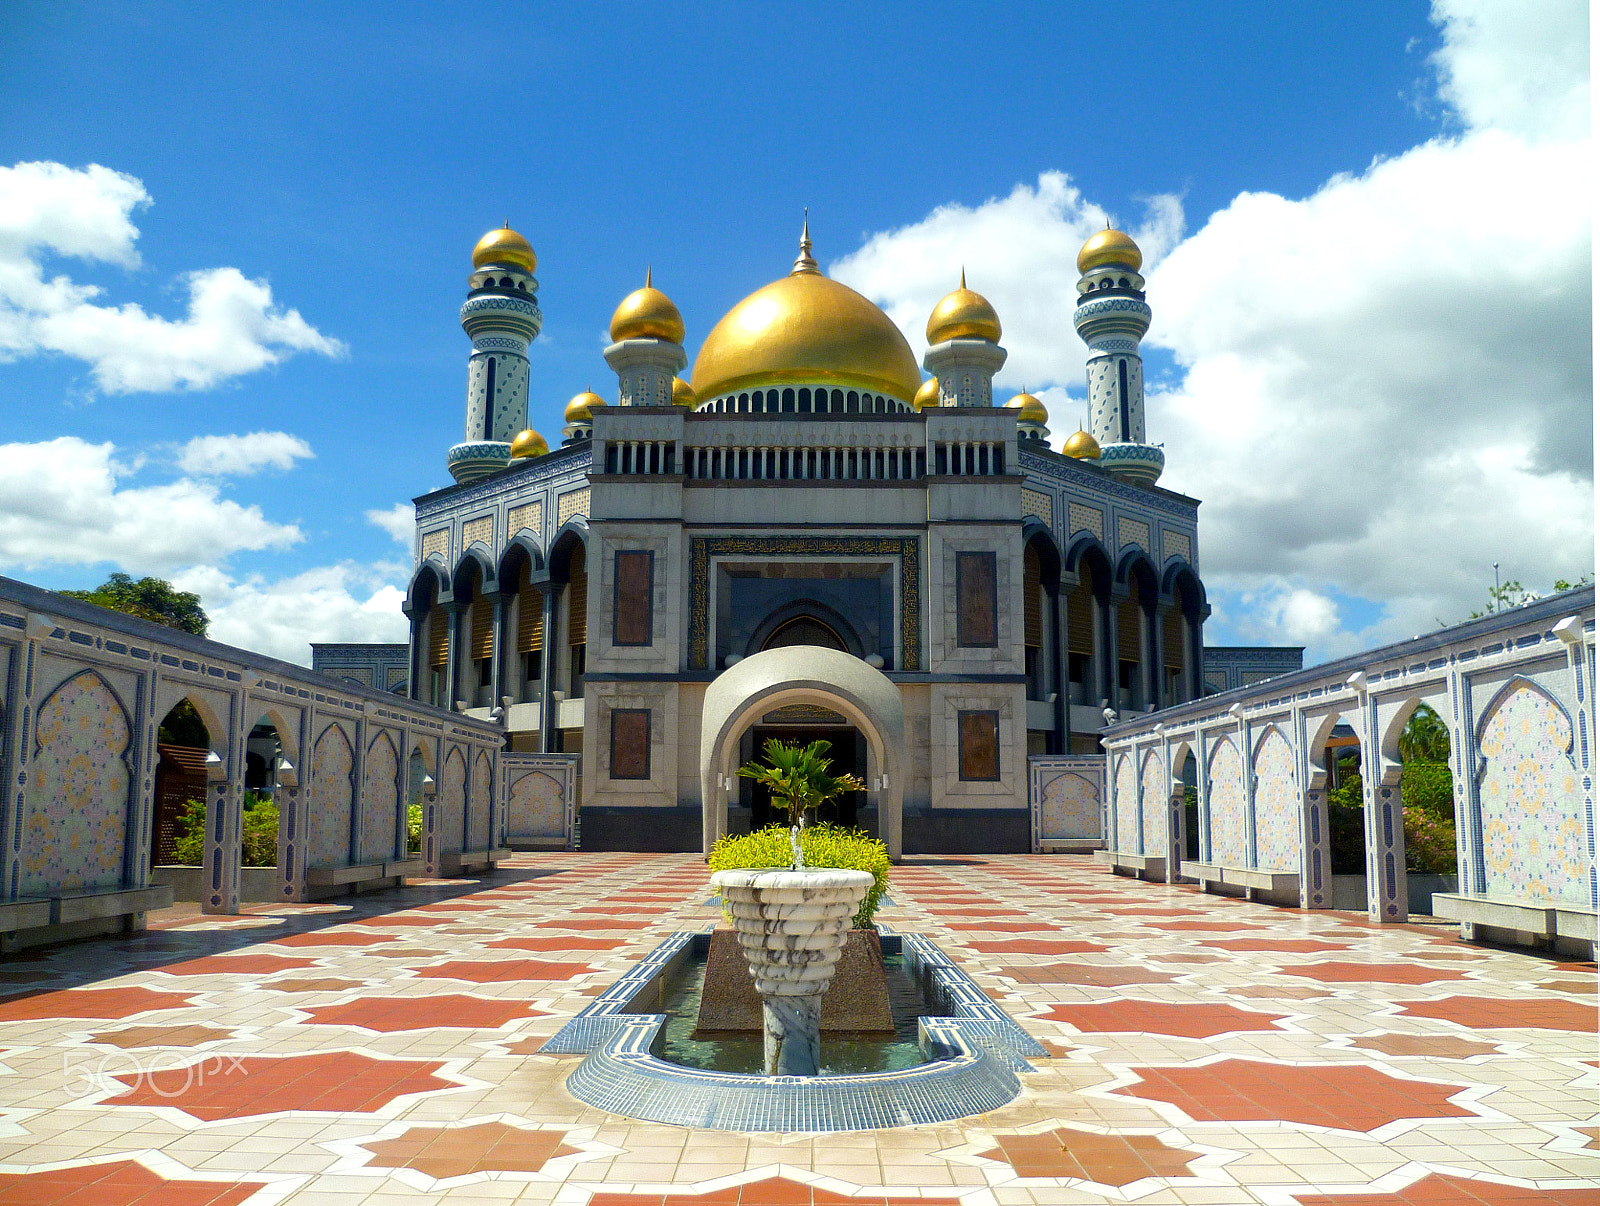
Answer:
[
  {"xmin": 200, "ymin": 775, "xmax": 242, "ymax": 915},
  {"xmin": 540, "ymin": 584, "xmax": 562, "ymax": 753},
  {"xmin": 1359, "ymin": 689, "xmax": 1408, "ymax": 922}
]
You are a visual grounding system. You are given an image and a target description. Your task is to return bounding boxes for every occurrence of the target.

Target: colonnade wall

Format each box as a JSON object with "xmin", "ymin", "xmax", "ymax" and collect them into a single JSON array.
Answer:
[
  {"xmin": 1102, "ymin": 588, "xmax": 1596, "ymax": 950},
  {"xmin": 0, "ymin": 576, "xmax": 505, "ymax": 949}
]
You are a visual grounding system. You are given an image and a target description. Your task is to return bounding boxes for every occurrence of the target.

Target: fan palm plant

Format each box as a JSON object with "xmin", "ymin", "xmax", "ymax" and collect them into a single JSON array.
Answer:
[{"xmin": 737, "ymin": 738, "xmax": 866, "ymax": 831}]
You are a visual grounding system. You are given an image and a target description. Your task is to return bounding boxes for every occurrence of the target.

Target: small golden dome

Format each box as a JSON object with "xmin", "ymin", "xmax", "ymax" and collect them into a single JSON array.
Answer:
[
  {"xmin": 1005, "ymin": 391, "xmax": 1048, "ymax": 425},
  {"xmin": 926, "ymin": 271, "xmax": 1001, "ymax": 344},
  {"xmin": 609, "ymin": 268, "xmax": 685, "ymax": 344},
  {"xmin": 671, "ymin": 377, "xmax": 696, "ymax": 407},
  {"xmin": 509, "ymin": 429, "xmax": 548, "ymax": 459},
  {"xmin": 1063, "ymin": 428, "xmax": 1101, "ymax": 459},
  {"xmin": 472, "ymin": 225, "xmax": 536, "ymax": 272},
  {"xmin": 1077, "ymin": 228, "xmax": 1141, "ymax": 274},
  {"xmin": 912, "ymin": 376, "xmax": 941, "ymax": 410},
  {"xmin": 565, "ymin": 389, "xmax": 604, "ymax": 423},
  {"xmin": 690, "ymin": 235, "xmax": 922, "ymax": 403}
]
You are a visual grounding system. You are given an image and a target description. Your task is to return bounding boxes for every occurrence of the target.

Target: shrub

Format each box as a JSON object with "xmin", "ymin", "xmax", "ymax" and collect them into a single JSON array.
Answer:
[
  {"xmin": 170, "ymin": 797, "xmax": 207, "ymax": 865},
  {"xmin": 170, "ymin": 791, "xmax": 279, "ymax": 867},
  {"xmin": 708, "ymin": 823, "xmax": 890, "ymax": 929},
  {"xmin": 1404, "ymin": 806, "xmax": 1458, "ymax": 874},
  {"xmin": 1401, "ymin": 761, "xmax": 1454, "ymax": 819},
  {"xmin": 406, "ymin": 802, "xmax": 423, "ymax": 854}
]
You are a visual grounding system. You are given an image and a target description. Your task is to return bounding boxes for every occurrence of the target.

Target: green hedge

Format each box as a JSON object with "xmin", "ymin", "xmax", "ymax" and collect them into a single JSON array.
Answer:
[
  {"xmin": 708, "ymin": 823, "xmax": 890, "ymax": 929},
  {"xmin": 171, "ymin": 792, "xmax": 279, "ymax": 867}
]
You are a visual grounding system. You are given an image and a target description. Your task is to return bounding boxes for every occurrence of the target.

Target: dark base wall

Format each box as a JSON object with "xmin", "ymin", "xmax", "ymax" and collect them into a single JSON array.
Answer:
[
  {"xmin": 903, "ymin": 808, "xmax": 1031, "ymax": 855},
  {"xmin": 580, "ymin": 806, "xmax": 703, "ymax": 852}
]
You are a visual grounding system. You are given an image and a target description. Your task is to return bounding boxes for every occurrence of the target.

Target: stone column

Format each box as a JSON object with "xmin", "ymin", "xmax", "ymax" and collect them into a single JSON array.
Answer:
[
  {"xmin": 1356, "ymin": 684, "xmax": 1408, "ymax": 922},
  {"xmin": 540, "ymin": 585, "xmax": 562, "ymax": 753}
]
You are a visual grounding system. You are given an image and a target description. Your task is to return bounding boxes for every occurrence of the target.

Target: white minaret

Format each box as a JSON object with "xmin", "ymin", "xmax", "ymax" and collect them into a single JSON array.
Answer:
[
  {"xmin": 603, "ymin": 268, "xmax": 686, "ymax": 407},
  {"xmin": 922, "ymin": 269, "xmax": 1006, "ymax": 407},
  {"xmin": 1073, "ymin": 228, "xmax": 1164, "ymax": 486},
  {"xmin": 447, "ymin": 225, "xmax": 542, "ymax": 484}
]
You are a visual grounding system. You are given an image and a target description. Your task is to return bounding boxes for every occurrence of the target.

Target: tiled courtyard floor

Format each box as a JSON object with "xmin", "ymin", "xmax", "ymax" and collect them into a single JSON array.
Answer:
[{"xmin": 0, "ymin": 852, "xmax": 1595, "ymax": 1204}]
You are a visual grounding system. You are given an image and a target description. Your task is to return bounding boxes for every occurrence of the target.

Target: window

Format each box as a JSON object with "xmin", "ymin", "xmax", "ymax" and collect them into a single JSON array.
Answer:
[
  {"xmin": 958, "ymin": 710, "xmax": 1001, "ymax": 781},
  {"xmin": 569, "ymin": 643, "xmax": 586, "ymax": 697},
  {"xmin": 613, "ymin": 550, "xmax": 654, "ymax": 646},
  {"xmin": 956, "ymin": 552, "xmax": 998, "ymax": 647},
  {"xmin": 610, "ymin": 708, "xmax": 651, "ymax": 779},
  {"xmin": 522, "ymin": 649, "xmax": 542, "ymax": 686}
]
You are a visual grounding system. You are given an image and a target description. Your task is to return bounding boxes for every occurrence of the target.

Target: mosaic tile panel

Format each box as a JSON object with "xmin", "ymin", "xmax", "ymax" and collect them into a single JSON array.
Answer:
[
  {"xmin": 1067, "ymin": 502, "xmax": 1104, "ymax": 540},
  {"xmin": 469, "ymin": 749, "xmax": 493, "ymax": 850},
  {"xmin": 509, "ymin": 769, "xmax": 566, "ymax": 840},
  {"xmin": 1162, "ymin": 528, "xmax": 1193, "ymax": 563},
  {"xmin": 308, "ymin": 722, "xmax": 354, "ymax": 870},
  {"xmin": 1206, "ymin": 735, "xmax": 1247, "ymax": 866},
  {"xmin": 507, "ymin": 499, "xmax": 542, "ymax": 536},
  {"xmin": 1478, "ymin": 683, "xmax": 1587, "ymax": 903},
  {"xmin": 1118, "ymin": 516, "xmax": 1151, "ymax": 553},
  {"xmin": 461, "ymin": 514, "xmax": 493, "ymax": 548},
  {"xmin": 1021, "ymin": 487, "xmax": 1052, "ymax": 524},
  {"xmin": 1253, "ymin": 726, "xmax": 1300, "ymax": 872},
  {"xmin": 361, "ymin": 730, "xmax": 399, "ymax": 863},
  {"xmin": 420, "ymin": 527, "xmax": 448, "ymax": 561},
  {"xmin": 21, "ymin": 671, "xmax": 130, "ymax": 895},
  {"xmin": 438, "ymin": 746, "xmax": 467, "ymax": 855},
  {"xmin": 1038, "ymin": 770, "xmax": 1099, "ymax": 841},
  {"xmin": 1140, "ymin": 749, "xmax": 1166, "ymax": 855},
  {"xmin": 557, "ymin": 487, "xmax": 589, "ymax": 527},
  {"xmin": 1114, "ymin": 755, "xmax": 1139, "ymax": 852}
]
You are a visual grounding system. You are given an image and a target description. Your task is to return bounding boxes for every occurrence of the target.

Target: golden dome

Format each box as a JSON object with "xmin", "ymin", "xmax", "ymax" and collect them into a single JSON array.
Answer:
[
  {"xmin": 565, "ymin": 389, "xmax": 604, "ymax": 424},
  {"xmin": 472, "ymin": 225, "xmax": 536, "ymax": 272},
  {"xmin": 1005, "ymin": 391, "xmax": 1048, "ymax": 425},
  {"xmin": 1077, "ymin": 228, "xmax": 1141, "ymax": 274},
  {"xmin": 1063, "ymin": 428, "xmax": 1101, "ymax": 459},
  {"xmin": 690, "ymin": 233, "xmax": 922, "ymax": 403},
  {"xmin": 671, "ymin": 376, "xmax": 696, "ymax": 407},
  {"xmin": 609, "ymin": 268, "xmax": 685, "ymax": 344},
  {"xmin": 912, "ymin": 376, "xmax": 941, "ymax": 410},
  {"xmin": 925, "ymin": 271, "xmax": 1001, "ymax": 344},
  {"xmin": 509, "ymin": 429, "xmax": 548, "ymax": 459}
]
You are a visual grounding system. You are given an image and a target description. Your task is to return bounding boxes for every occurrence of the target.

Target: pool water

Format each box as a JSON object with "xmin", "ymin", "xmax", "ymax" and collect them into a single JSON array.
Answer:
[{"xmin": 648, "ymin": 950, "xmax": 934, "ymax": 1076}]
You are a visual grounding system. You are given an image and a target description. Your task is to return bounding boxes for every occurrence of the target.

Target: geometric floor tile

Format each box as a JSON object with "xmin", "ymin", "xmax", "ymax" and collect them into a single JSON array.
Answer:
[
  {"xmin": 299, "ymin": 995, "xmax": 547, "ymax": 1031},
  {"xmin": 86, "ymin": 1024, "xmax": 236, "ymax": 1048},
  {"xmin": 1231, "ymin": 984, "xmax": 1333, "ymax": 999},
  {"xmin": 1279, "ymin": 961, "xmax": 1471, "ymax": 984},
  {"xmin": 977, "ymin": 1128, "xmax": 1202, "ymax": 1185},
  {"xmin": 964, "ymin": 939, "xmax": 1110, "ymax": 955},
  {"xmin": 157, "ymin": 953, "xmax": 318, "ymax": 977},
  {"xmin": 1540, "ymin": 979, "xmax": 1599, "ymax": 995},
  {"xmin": 1144, "ymin": 921, "xmax": 1267, "ymax": 931},
  {"xmin": 262, "ymin": 978, "xmax": 367, "ymax": 993},
  {"xmin": 1292, "ymin": 1172, "xmax": 1600, "ymax": 1203},
  {"xmin": 102, "ymin": 1051, "xmax": 456, "ymax": 1120},
  {"xmin": 1112, "ymin": 1059, "xmax": 1474, "ymax": 1131},
  {"xmin": 588, "ymin": 1178, "xmax": 964, "ymax": 1206},
  {"xmin": 1396, "ymin": 997, "xmax": 1599, "ymax": 1032},
  {"xmin": 998, "ymin": 963, "xmax": 1177, "ymax": 986},
  {"xmin": 946, "ymin": 922, "xmax": 1067, "ymax": 933},
  {"xmin": 1035, "ymin": 1000, "xmax": 1289, "ymax": 1039},
  {"xmin": 1201, "ymin": 938, "xmax": 1356, "ymax": 952},
  {"xmin": 414, "ymin": 959, "xmax": 599, "ymax": 983},
  {"xmin": 360, "ymin": 1121, "xmax": 578, "ymax": 1178},
  {"xmin": 0, "ymin": 987, "xmax": 193, "ymax": 1022},
  {"xmin": 0, "ymin": 1159, "xmax": 264, "ymax": 1205},
  {"xmin": 1575, "ymin": 1125, "xmax": 1600, "ymax": 1150},
  {"xmin": 1347, "ymin": 1034, "xmax": 1502, "ymax": 1059},
  {"xmin": 541, "ymin": 918, "xmax": 649, "ymax": 931},
  {"xmin": 484, "ymin": 937, "xmax": 623, "ymax": 952},
  {"xmin": 269, "ymin": 930, "xmax": 395, "ymax": 947}
]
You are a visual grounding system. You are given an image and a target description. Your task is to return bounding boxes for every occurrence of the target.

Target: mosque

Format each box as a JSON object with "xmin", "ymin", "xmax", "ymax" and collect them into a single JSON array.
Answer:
[{"xmin": 394, "ymin": 221, "xmax": 1285, "ymax": 855}]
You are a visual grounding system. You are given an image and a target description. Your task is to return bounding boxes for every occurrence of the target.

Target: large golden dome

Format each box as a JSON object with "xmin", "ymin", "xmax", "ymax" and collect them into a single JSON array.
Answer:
[
  {"xmin": 1077, "ymin": 228, "xmax": 1141, "ymax": 274},
  {"xmin": 609, "ymin": 269, "xmax": 685, "ymax": 344},
  {"xmin": 690, "ymin": 233, "xmax": 922, "ymax": 403},
  {"xmin": 473, "ymin": 225, "xmax": 536, "ymax": 272},
  {"xmin": 926, "ymin": 272, "xmax": 1001, "ymax": 344}
]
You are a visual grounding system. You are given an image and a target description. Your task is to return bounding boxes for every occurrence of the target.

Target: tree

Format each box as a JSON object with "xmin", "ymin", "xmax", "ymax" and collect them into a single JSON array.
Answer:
[
  {"xmin": 61, "ymin": 573, "xmax": 208, "ymax": 636},
  {"xmin": 1397, "ymin": 705, "xmax": 1450, "ymax": 764},
  {"xmin": 737, "ymin": 738, "xmax": 865, "ymax": 830},
  {"xmin": 1468, "ymin": 574, "xmax": 1592, "ymax": 619}
]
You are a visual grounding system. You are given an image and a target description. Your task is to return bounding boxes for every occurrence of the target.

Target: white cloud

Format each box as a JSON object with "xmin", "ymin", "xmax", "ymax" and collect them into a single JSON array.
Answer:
[
  {"xmin": 177, "ymin": 431, "xmax": 314, "ymax": 476},
  {"xmin": 0, "ymin": 436, "xmax": 302, "ymax": 574},
  {"xmin": 365, "ymin": 502, "xmax": 415, "ymax": 547},
  {"xmin": 825, "ymin": 0, "xmax": 1592, "ymax": 662},
  {"xmin": 0, "ymin": 161, "xmax": 346, "ymax": 393},
  {"xmin": 172, "ymin": 563, "xmax": 409, "ymax": 665}
]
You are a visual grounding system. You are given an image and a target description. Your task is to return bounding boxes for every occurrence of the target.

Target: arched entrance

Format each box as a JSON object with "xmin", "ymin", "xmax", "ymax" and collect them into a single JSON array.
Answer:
[{"xmin": 700, "ymin": 645, "xmax": 906, "ymax": 860}]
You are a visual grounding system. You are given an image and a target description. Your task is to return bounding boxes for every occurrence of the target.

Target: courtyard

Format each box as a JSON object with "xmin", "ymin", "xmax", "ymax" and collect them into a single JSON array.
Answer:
[{"xmin": 0, "ymin": 853, "xmax": 1593, "ymax": 1204}]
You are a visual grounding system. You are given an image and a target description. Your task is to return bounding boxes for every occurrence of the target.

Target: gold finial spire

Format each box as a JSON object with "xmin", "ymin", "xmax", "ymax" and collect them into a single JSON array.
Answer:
[
  {"xmin": 646, "ymin": 265, "xmax": 653, "ymax": 288},
  {"xmin": 792, "ymin": 208, "xmax": 819, "ymax": 275},
  {"xmin": 960, "ymin": 267, "xmax": 967, "ymax": 289}
]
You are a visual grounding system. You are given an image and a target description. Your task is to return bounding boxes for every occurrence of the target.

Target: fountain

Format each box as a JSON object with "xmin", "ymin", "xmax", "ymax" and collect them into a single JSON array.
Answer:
[{"xmin": 710, "ymin": 866, "xmax": 873, "ymax": 1075}]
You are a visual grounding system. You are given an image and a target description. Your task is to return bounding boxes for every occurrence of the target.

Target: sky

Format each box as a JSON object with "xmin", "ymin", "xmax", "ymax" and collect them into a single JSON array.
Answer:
[{"xmin": 0, "ymin": 0, "xmax": 1591, "ymax": 665}]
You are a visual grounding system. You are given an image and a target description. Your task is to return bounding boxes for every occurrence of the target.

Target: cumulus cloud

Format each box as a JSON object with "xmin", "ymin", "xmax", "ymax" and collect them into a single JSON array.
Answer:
[
  {"xmin": 827, "ymin": 0, "xmax": 1592, "ymax": 661},
  {"xmin": 0, "ymin": 161, "xmax": 345, "ymax": 393},
  {"xmin": 177, "ymin": 431, "xmax": 314, "ymax": 476},
  {"xmin": 365, "ymin": 502, "xmax": 415, "ymax": 547},
  {"xmin": 172, "ymin": 563, "xmax": 409, "ymax": 665},
  {"xmin": 0, "ymin": 437, "xmax": 302, "ymax": 574}
]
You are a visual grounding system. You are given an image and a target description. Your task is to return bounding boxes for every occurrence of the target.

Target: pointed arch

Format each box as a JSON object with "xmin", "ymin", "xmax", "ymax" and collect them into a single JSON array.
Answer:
[
  {"xmin": 438, "ymin": 745, "xmax": 468, "ymax": 855},
  {"xmin": 307, "ymin": 721, "xmax": 354, "ymax": 870},
  {"xmin": 361, "ymin": 729, "xmax": 400, "ymax": 863},
  {"xmin": 23, "ymin": 669, "xmax": 133, "ymax": 895},
  {"xmin": 469, "ymin": 748, "xmax": 494, "ymax": 851},
  {"xmin": 1139, "ymin": 747, "xmax": 1167, "ymax": 855},
  {"xmin": 1252, "ymin": 725, "xmax": 1300, "ymax": 872},
  {"xmin": 1113, "ymin": 753, "xmax": 1138, "ymax": 853},
  {"xmin": 1475, "ymin": 675, "xmax": 1573, "ymax": 750},
  {"xmin": 1206, "ymin": 734, "xmax": 1247, "ymax": 866}
]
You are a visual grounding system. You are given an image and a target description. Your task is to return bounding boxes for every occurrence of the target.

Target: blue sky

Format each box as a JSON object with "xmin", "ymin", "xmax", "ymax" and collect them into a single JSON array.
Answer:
[{"xmin": 0, "ymin": 1, "xmax": 1591, "ymax": 662}]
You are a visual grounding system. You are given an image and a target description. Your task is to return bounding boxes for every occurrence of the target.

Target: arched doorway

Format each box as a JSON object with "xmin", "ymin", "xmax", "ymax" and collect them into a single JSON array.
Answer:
[{"xmin": 700, "ymin": 645, "xmax": 906, "ymax": 860}]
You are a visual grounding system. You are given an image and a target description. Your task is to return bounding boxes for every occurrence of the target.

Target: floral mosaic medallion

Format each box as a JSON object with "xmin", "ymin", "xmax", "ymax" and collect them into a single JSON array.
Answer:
[
  {"xmin": 21, "ymin": 671, "xmax": 130, "ymax": 896},
  {"xmin": 1141, "ymin": 749, "xmax": 1168, "ymax": 856},
  {"xmin": 1253, "ymin": 725, "xmax": 1300, "ymax": 872},
  {"xmin": 306, "ymin": 722, "xmax": 354, "ymax": 870},
  {"xmin": 510, "ymin": 768, "xmax": 567, "ymax": 839},
  {"xmin": 1478, "ymin": 683, "xmax": 1587, "ymax": 903},
  {"xmin": 1114, "ymin": 754, "xmax": 1139, "ymax": 852},
  {"xmin": 1207, "ymin": 735, "xmax": 1248, "ymax": 866},
  {"xmin": 360, "ymin": 730, "xmax": 400, "ymax": 863}
]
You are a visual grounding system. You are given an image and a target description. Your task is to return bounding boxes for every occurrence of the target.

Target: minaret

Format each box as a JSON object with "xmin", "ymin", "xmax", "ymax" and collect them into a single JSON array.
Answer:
[
  {"xmin": 603, "ymin": 268, "xmax": 686, "ymax": 407},
  {"xmin": 447, "ymin": 225, "xmax": 542, "ymax": 485},
  {"xmin": 1073, "ymin": 228, "xmax": 1164, "ymax": 486},
  {"xmin": 923, "ymin": 270, "xmax": 1007, "ymax": 406}
]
